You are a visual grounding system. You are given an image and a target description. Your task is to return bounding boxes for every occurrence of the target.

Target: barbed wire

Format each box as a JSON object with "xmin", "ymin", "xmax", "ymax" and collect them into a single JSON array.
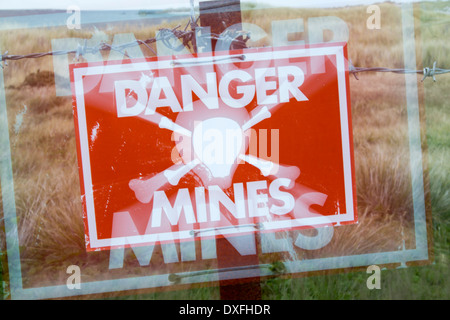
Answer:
[
  {"xmin": 0, "ymin": 16, "xmax": 448, "ymax": 83},
  {"xmin": 349, "ymin": 60, "xmax": 449, "ymax": 82},
  {"xmin": 0, "ymin": 17, "xmax": 248, "ymax": 62}
]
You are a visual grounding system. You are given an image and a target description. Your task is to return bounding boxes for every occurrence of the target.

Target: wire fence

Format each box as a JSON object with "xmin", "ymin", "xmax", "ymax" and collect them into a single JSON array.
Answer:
[{"xmin": 0, "ymin": 13, "xmax": 449, "ymax": 82}]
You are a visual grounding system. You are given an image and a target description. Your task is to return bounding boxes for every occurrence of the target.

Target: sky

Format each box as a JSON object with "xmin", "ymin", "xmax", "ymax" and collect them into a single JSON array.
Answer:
[{"xmin": 0, "ymin": 0, "xmax": 429, "ymax": 11}]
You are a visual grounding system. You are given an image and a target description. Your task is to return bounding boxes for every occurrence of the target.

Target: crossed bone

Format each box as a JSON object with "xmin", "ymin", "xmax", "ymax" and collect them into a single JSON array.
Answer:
[{"xmin": 129, "ymin": 106, "xmax": 300, "ymax": 203}]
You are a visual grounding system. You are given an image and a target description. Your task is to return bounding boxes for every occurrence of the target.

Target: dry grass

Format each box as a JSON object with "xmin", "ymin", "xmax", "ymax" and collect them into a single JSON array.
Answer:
[{"xmin": 0, "ymin": 2, "xmax": 445, "ymax": 298}]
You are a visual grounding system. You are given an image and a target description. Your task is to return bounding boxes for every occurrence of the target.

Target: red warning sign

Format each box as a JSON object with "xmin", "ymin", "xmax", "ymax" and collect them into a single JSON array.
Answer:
[{"xmin": 70, "ymin": 43, "xmax": 357, "ymax": 251}]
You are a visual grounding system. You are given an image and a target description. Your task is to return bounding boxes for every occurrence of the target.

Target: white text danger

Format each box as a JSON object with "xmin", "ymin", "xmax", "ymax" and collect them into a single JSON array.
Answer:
[{"xmin": 114, "ymin": 66, "xmax": 308, "ymax": 117}]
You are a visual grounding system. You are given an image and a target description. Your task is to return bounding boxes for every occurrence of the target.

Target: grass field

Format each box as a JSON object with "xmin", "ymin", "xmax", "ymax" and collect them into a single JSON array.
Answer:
[{"xmin": 0, "ymin": 1, "xmax": 448, "ymax": 299}]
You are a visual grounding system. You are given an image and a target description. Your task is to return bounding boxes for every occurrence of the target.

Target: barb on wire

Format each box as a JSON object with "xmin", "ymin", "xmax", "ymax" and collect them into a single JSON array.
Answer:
[{"xmin": 420, "ymin": 61, "xmax": 446, "ymax": 82}]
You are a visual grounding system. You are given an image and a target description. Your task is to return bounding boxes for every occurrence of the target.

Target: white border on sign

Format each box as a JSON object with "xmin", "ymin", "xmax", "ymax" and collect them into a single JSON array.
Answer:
[{"xmin": 72, "ymin": 45, "xmax": 356, "ymax": 249}]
